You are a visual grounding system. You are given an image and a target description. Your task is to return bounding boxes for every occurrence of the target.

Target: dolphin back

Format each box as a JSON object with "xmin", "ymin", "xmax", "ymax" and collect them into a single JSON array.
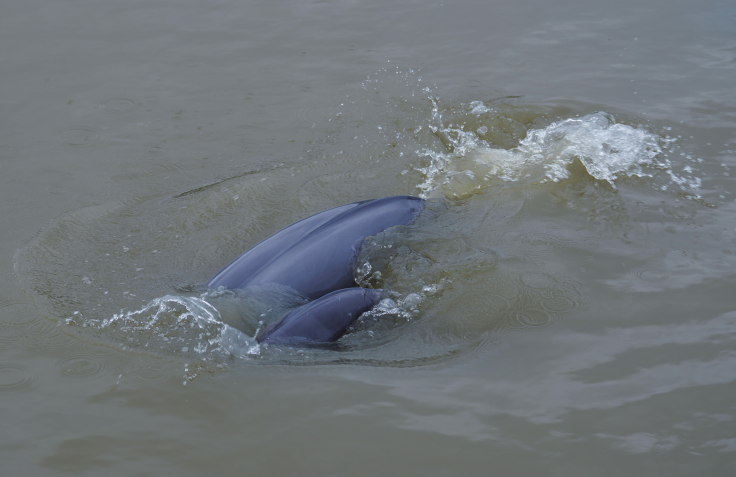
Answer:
[{"xmin": 207, "ymin": 196, "xmax": 424, "ymax": 299}]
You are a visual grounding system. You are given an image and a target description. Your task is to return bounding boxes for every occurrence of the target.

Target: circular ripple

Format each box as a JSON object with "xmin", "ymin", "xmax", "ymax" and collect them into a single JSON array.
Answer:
[
  {"xmin": 539, "ymin": 282, "xmax": 584, "ymax": 312},
  {"xmin": 634, "ymin": 267, "xmax": 668, "ymax": 282},
  {"xmin": 520, "ymin": 272, "xmax": 555, "ymax": 289},
  {"xmin": 18, "ymin": 318, "xmax": 77, "ymax": 351},
  {"xmin": 540, "ymin": 295, "xmax": 579, "ymax": 313},
  {"xmin": 57, "ymin": 355, "xmax": 105, "ymax": 380},
  {"xmin": 141, "ymin": 160, "xmax": 184, "ymax": 177},
  {"xmin": 0, "ymin": 145, "xmax": 18, "ymax": 158},
  {"xmin": 290, "ymin": 94, "xmax": 337, "ymax": 129},
  {"xmin": 59, "ymin": 128, "xmax": 101, "ymax": 147},
  {"xmin": 135, "ymin": 119, "xmax": 171, "ymax": 137},
  {"xmin": 131, "ymin": 357, "xmax": 175, "ymax": 383},
  {"xmin": 465, "ymin": 79, "xmax": 482, "ymax": 87},
  {"xmin": 291, "ymin": 104, "xmax": 326, "ymax": 129},
  {"xmin": 0, "ymin": 304, "xmax": 40, "ymax": 344},
  {"xmin": 99, "ymin": 98, "xmax": 140, "ymax": 114},
  {"xmin": 455, "ymin": 292, "xmax": 512, "ymax": 329},
  {"xmin": 67, "ymin": 338, "xmax": 119, "ymax": 358},
  {"xmin": 0, "ymin": 364, "xmax": 36, "ymax": 392},
  {"xmin": 0, "ymin": 297, "xmax": 20, "ymax": 309},
  {"xmin": 514, "ymin": 309, "xmax": 553, "ymax": 327},
  {"xmin": 132, "ymin": 366, "xmax": 169, "ymax": 382}
]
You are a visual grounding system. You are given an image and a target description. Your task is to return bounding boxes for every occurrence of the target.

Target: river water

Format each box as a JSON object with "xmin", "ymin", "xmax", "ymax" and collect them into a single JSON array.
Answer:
[{"xmin": 2, "ymin": 0, "xmax": 736, "ymax": 474}]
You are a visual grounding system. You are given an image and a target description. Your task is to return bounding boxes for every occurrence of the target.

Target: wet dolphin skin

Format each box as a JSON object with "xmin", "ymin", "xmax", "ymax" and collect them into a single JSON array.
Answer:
[{"xmin": 208, "ymin": 196, "xmax": 424, "ymax": 344}]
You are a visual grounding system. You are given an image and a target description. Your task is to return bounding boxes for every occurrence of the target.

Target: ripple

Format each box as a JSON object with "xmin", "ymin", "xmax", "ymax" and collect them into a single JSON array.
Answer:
[
  {"xmin": 539, "ymin": 281, "xmax": 585, "ymax": 312},
  {"xmin": 0, "ymin": 296, "xmax": 21, "ymax": 310},
  {"xmin": 291, "ymin": 104, "xmax": 326, "ymax": 128},
  {"xmin": 135, "ymin": 119, "xmax": 174, "ymax": 137},
  {"xmin": 540, "ymin": 295, "xmax": 579, "ymax": 313},
  {"xmin": 453, "ymin": 333, "xmax": 502, "ymax": 363},
  {"xmin": 67, "ymin": 339, "xmax": 118, "ymax": 358},
  {"xmin": 492, "ymin": 275, "xmax": 581, "ymax": 331},
  {"xmin": 513, "ymin": 309, "xmax": 553, "ymax": 327},
  {"xmin": 99, "ymin": 98, "xmax": 140, "ymax": 114},
  {"xmin": 455, "ymin": 291, "xmax": 513, "ymax": 330},
  {"xmin": 131, "ymin": 357, "xmax": 175, "ymax": 382},
  {"xmin": 0, "ymin": 145, "xmax": 18, "ymax": 158},
  {"xmin": 0, "ymin": 363, "xmax": 36, "ymax": 392},
  {"xmin": 520, "ymin": 272, "xmax": 556, "ymax": 289},
  {"xmin": 18, "ymin": 318, "xmax": 77, "ymax": 351},
  {"xmin": 634, "ymin": 267, "xmax": 668, "ymax": 283},
  {"xmin": 0, "ymin": 304, "xmax": 40, "ymax": 344},
  {"xmin": 465, "ymin": 79, "xmax": 482, "ymax": 87},
  {"xmin": 132, "ymin": 365, "xmax": 170, "ymax": 382},
  {"xmin": 687, "ymin": 43, "xmax": 736, "ymax": 69},
  {"xmin": 290, "ymin": 94, "xmax": 337, "ymax": 129},
  {"xmin": 141, "ymin": 160, "xmax": 185, "ymax": 177},
  {"xmin": 56, "ymin": 355, "xmax": 106, "ymax": 380},
  {"xmin": 59, "ymin": 128, "xmax": 101, "ymax": 147}
]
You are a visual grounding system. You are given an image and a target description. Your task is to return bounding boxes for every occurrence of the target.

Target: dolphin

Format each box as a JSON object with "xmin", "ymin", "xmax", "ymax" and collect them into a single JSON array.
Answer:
[
  {"xmin": 257, "ymin": 288, "xmax": 382, "ymax": 345},
  {"xmin": 208, "ymin": 195, "xmax": 424, "ymax": 344}
]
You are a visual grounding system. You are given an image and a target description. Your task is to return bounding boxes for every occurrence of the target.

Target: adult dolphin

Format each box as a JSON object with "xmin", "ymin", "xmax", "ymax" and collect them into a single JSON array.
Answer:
[
  {"xmin": 208, "ymin": 195, "xmax": 424, "ymax": 298},
  {"xmin": 208, "ymin": 195, "xmax": 425, "ymax": 344}
]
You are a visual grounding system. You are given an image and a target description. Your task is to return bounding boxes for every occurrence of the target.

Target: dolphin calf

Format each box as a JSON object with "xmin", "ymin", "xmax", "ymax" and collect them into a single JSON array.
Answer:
[
  {"xmin": 257, "ymin": 288, "xmax": 382, "ymax": 345},
  {"xmin": 208, "ymin": 195, "xmax": 424, "ymax": 345}
]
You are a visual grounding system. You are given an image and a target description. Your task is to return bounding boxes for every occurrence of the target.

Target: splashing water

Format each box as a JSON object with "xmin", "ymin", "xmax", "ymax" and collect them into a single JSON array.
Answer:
[
  {"xmin": 21, "ymin": 93, "xmax": 706, "ymax": 372},
  {"xmin": 99, "ymin": 293, "xmax": 261, "ymax": 359},
  {"xmin": 416, "ymin": 108, "xmax": 699, "ymax": 200},
  {"xmin": 87, "ymin": 285, "xmax": 311, "ymax": 362}
]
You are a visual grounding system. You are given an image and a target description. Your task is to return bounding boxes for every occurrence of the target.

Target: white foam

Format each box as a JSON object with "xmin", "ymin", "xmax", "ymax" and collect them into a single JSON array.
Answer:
[
  {"xmin": 99, "ymin": 292, "xmax": 261, "ymax": 359},
  {"xmin": 469, "ymin": 100, "xmax": 491, "ymax": 115},
  {"xmin": 416, "ymin": 111, "xmax": 700, "ymax": 199}
]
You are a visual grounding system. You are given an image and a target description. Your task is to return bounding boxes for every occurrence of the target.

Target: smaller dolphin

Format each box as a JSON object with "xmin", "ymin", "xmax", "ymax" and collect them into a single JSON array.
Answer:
[{"xmin": 257, "ymin": 288, "xmax": 382, "ymax": 345}]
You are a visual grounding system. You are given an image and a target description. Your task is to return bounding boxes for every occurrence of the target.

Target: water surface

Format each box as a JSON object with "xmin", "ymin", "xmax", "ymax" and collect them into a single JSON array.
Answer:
[{"xmin": 2, "ymin": 0, "xmax": 736, "ymax": 474}]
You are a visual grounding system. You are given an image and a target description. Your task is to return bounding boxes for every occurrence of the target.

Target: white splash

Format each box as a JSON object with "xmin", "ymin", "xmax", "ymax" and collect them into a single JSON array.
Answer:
[
  {"xmin": 100, "ymin": 292, "xmax": 261, "ymax": 359},
  {"xmin": 416, "ymin": 111, "xmax": 699, "ymax": 199}
]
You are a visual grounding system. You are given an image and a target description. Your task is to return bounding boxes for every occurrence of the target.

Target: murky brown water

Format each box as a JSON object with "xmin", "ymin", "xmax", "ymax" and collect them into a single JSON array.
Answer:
[{"xmin": 2, "ymin": 0, "xmax": 736, "ymax": 474}]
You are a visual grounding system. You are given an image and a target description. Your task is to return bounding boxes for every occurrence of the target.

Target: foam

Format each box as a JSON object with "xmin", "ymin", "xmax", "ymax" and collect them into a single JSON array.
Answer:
[{"xmin": 416, "ymin": 110, "xmax": 700, "ymax": 200}]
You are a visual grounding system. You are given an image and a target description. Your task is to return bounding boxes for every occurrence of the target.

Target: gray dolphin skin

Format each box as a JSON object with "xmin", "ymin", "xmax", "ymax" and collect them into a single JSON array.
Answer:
[
  {"xmin": 257, "ymin": 288, "xmax": 382, "ymax": 345},
  {"xmin": 207, "ymin": 195, "xmax": 425, "ymax": 345}
]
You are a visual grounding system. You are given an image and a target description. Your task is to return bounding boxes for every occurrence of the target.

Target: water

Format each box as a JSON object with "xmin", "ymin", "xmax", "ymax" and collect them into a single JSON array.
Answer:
[{"xmin": 2, "ymin": 0, "xmax": 736, "ymax": 474}]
